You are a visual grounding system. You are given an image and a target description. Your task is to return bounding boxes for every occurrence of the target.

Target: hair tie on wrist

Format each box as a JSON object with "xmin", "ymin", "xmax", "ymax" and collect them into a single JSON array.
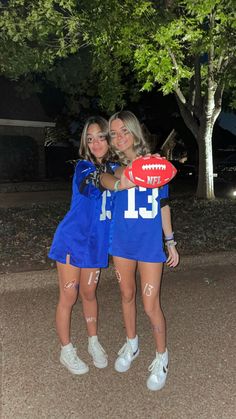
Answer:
[
  {"xmin": 114, "ymin": 180, "xmax": 120, "ymax": 192},
  {"xmin": 165, "ymin": 233, "xmax": 174, "ymax": 241}
]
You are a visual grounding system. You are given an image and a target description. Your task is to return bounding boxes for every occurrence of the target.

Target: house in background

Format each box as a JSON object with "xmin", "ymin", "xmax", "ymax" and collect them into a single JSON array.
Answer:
[{"xmin": 0, "ymin": 77, "xmax": 56, "ymax": 181}]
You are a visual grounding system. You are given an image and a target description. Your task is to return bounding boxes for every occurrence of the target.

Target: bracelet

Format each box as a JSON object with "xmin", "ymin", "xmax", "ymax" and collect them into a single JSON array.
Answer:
[
  {"xmin": 165, "ymin": 240, "xmax": 177, "ymax": 247},
  {"xmin": 165, "ymin": 233, "xmax": 174, "ymax": 241},
  {"xmin": 114, "ymin": 180, "xmax": 121, "ymax": 192}
]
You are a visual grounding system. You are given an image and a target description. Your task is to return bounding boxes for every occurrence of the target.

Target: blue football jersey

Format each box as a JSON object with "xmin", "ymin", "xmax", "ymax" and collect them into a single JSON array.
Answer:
[
  {"xmin": 48, "ymin": 160, "xmax": 118, "ymax": 268},
  {"xmin": 109, "ymin": 185, "xmax": 168, "ymax": 262}
]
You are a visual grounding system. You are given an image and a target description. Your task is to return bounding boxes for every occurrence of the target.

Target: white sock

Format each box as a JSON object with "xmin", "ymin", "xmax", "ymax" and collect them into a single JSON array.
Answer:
[
  {"xmin": 61, "ymin": 342, "xmax": 73, "ymax": 352},
  {"xmin": 128, "ymin": 335, "xmax": 138, "ymax": 352},
  {"xmin": 88, "ymin": 335, "xmax": 98, "ymax": 343},
  {"xmin": 156, "ymin": 348, "xmax": 168, "ymax": 355},
  {"xmin": 156, "ymin": 348, "xmax": 168, "ymax": 363}
]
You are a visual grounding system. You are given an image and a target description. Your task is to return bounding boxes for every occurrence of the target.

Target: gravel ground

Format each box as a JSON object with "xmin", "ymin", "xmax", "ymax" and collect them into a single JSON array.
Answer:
[{"xmin": 0, "ymin": 193, "xmax": 235, "ymax": 274}]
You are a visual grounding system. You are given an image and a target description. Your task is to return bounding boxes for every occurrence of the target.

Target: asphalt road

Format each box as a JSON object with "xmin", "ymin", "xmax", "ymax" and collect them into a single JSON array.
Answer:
[{"xmin": 1, "ymin": 253, "xmax": 236, "ymax": 419}]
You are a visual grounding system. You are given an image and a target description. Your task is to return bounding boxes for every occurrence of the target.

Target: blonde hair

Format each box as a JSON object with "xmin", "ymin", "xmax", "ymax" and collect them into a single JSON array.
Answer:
[
  {"xmin": 79, "ymin": 116, "xmax": 116, "ymax": 164},
  {"xmin": 109, "ymin": 111, "xmax": 150, "ymax": 165}
]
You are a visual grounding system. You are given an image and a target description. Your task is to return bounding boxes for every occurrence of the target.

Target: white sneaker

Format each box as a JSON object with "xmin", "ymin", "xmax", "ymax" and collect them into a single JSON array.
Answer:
[
  {"xmin": 60, "ymin": 343, "xmax": 89, "ymax": 375},
  {"xmin": 114, "ymin": 339, "xmax": 140, "ymax": 373},
  {"xmin": 88, "ymin": 336, "xmax": 108, "ymax": 369},
  {"xmin": 146, "ymin": 349, "xmax": 168, "ymax": 391}
]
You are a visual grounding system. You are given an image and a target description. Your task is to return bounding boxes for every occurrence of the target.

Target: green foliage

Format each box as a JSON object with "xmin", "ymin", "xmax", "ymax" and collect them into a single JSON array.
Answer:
[
  {"xmin": 1, "ymin": 0, "xmax": 235, "ymax": 198},
  {"xmin": 0, "ymin": 0, "xmax": 81, "ymax": 77},
  {"xmin": 76, "ymin": 0, "xmax": 236, "ymax": 112},
  {"xmin": 1, "ymin": 0, "xmax": 235, "ymax": 113}
]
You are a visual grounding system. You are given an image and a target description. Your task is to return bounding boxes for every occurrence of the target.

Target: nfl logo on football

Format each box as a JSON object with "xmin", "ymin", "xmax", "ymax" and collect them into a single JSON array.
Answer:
[{"xmin": 147, "ymin": 176, "xmax": 161, "ymax": 185}]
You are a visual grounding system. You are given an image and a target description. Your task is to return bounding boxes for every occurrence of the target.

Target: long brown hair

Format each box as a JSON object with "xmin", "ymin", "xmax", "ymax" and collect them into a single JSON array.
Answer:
[
  {"xmin": 109, "ymin": 111, "xmax": 150, "ymax": 165},
  {"xmin": 79, "ymin": 116, "xmax": 116, "ymax": 164}
]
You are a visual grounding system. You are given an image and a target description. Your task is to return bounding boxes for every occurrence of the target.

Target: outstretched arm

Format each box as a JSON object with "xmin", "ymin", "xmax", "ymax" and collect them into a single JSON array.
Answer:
[
  {"xmin": 100, "ymin": 168, "xmax": 135, "ymax": 191},
  {"xmin": 75, "ymin": 160, "xmax": 120, "ymax": 198},
  {"xmin": 100, "ymin": 173, "xmax": 120, "ymax": 191}
]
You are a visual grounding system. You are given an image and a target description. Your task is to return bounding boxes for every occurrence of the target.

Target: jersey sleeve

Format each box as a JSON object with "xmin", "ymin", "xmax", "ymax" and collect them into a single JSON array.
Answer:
[
  {"xmin": 75, "ymin": 161, "xmax": 102, "ymax": 199},
  {"xmin": 107, "ymin": 162, "xmax": 120, "ymax": 173},
  {"xmin": 159, "ymin": 184, "xmax": 169, "ymax": 200}
]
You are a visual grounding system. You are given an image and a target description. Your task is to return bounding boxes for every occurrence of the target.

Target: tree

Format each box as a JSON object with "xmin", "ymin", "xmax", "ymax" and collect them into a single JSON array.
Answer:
[
  {"xmin": 0, "ymin": 1, "xmax": 110, "ymax": 116},
  {"xmin": 0, "ymin": 0, "xmax": 81, "ymax": 77},
  {"xmin": 1, "ymin": 0, "xmax": 236, "ymax": 198},
  {"xmin": 78, "ymin": 0, "xmax": 236, "ymax": 199}
]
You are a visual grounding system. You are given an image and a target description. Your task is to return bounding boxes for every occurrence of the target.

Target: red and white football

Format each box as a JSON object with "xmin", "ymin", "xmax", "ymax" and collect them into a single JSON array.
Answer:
[{"xmin": 124, "ymin": 155, "xmax": 177, "ymax": 188}]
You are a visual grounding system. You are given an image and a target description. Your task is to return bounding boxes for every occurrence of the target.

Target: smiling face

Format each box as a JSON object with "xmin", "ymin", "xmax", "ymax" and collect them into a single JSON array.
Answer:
[
  {"xmin": 110, "ymin": 118, "xmax": 135, "ymax": 159},
  {"xmin": 86, "ymin": 123, "xmax": 109, "ymax": 163}
]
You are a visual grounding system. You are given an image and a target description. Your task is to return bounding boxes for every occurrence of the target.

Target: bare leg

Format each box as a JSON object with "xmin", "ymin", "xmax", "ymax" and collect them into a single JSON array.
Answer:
[
  {"xmin": 55, "ymin": 261, "xmax": 80, "ymax": 346},
  {"xmin": 79, "ymin": 268, "xmax": 100, "ymax": 337},
  {"xmin": 113, "ymin": 256, "xmax": 137, "ymax": 339},
  {"xmin": 138, "ymin": 261, "xmax": 166, "ymax": 353}
]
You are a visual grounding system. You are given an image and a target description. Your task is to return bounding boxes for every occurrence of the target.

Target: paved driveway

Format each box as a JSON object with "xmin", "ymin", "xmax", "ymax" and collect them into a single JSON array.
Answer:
[{"xmin": 1, "ymin": 253, "xmax": 236, "ymax": 419}]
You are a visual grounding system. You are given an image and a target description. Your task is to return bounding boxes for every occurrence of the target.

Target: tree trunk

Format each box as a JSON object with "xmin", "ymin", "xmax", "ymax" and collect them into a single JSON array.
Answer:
[{"xmin": 196, "ymin": 120, "xmax": 215, "ymax": 199}]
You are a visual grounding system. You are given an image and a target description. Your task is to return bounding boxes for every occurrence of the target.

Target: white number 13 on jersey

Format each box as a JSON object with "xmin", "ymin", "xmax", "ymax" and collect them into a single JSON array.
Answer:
[
  {"xmin": 124, "ymin": 187, "xmax": 159, "ymax": 219},
  {"xmin": 100, "ymin": 190, "xmax": 112, "ymax": 220}
]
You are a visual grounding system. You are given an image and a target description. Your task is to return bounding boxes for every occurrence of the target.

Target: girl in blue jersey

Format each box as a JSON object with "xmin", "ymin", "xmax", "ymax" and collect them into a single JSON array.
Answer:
[
  {"xmin": 100, "ymin": 111, "xmax": 179, "ymax": 391},
  {"xmin": 49, "ymin": 116, "xmax": 118, "ymax": 375}
]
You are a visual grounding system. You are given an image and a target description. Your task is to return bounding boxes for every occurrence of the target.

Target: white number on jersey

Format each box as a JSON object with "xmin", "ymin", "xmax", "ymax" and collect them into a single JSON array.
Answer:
[
  {"xmin": 100, "ymin": 190, "xmax": 112, "ymax": 220},
  {"xmin": 124, "ymin": 187, "xmax": 159, "ymax": 219}
]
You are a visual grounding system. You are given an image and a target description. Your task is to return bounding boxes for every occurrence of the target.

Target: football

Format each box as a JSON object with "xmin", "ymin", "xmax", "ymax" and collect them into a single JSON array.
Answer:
[{"xmin": 124, "ymin": 155, "xmax": 177, "ymax": 188}]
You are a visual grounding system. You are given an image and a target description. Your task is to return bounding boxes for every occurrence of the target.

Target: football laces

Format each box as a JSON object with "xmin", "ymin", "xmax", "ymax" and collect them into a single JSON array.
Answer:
[{"xmin": 142, "ymin": 164, "xmax": 166, "ymax": 171}]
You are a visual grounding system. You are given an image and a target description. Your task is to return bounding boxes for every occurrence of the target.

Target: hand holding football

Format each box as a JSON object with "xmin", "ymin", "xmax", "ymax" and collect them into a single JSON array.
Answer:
[{"xmin": 124, "ymin": 155, "xmax": 177, "ymax": 188}]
